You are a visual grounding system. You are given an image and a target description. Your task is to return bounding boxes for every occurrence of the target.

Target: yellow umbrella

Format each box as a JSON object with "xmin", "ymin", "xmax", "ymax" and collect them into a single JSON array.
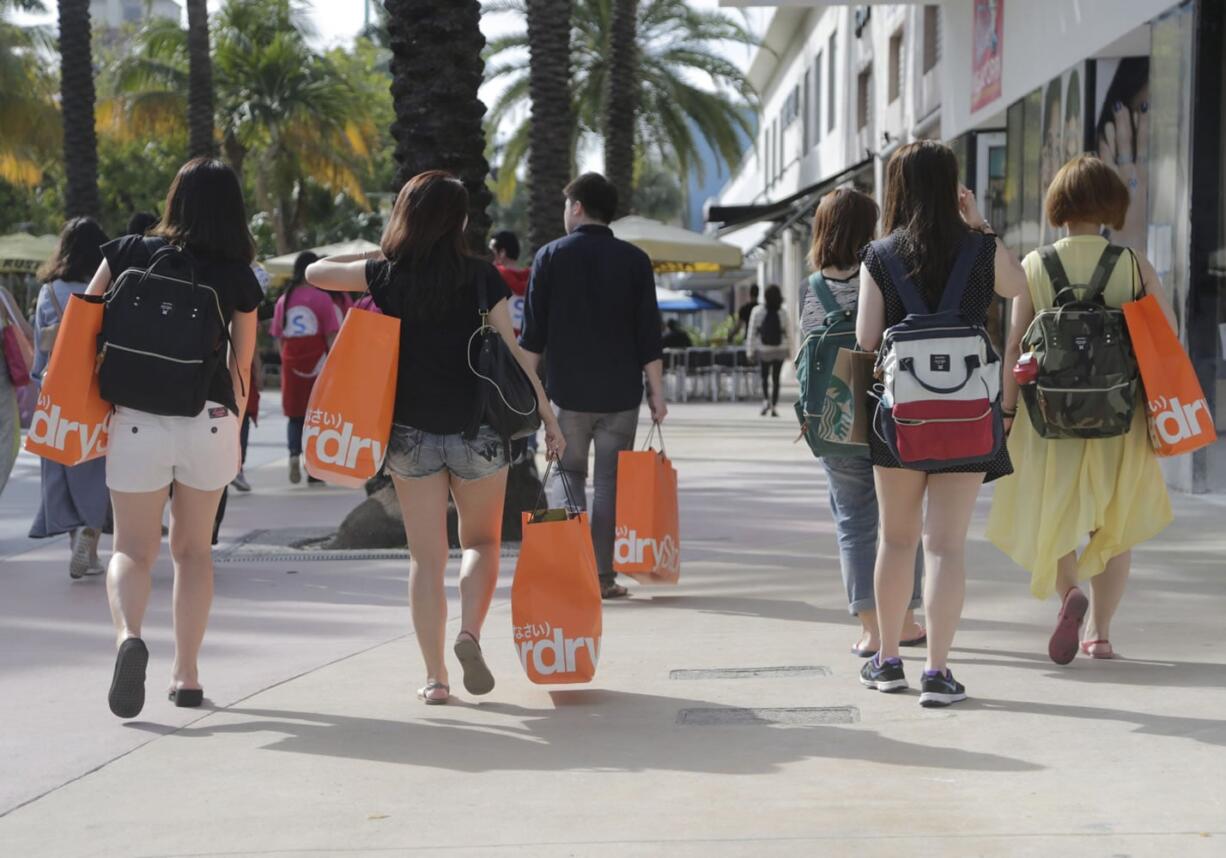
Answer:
[
  {"xmin": 0, "ymin": 233, "xmax": 58, "ymax": 275},
  {"xmin": 262, "ymin": 239, "xmax": 381, "ymax": 284},
  {"xmin": 610, "ymin": 216, "xmax": 743, "ymax": 273}
]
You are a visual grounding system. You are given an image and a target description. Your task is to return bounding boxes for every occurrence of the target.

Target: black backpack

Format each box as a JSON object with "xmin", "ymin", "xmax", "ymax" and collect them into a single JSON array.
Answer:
[
  {"xmin": 98, "ymin": 240, "xmax": 231, "ymax": 417},
  {"xmin": 466, "ymin": 270, "xmax": 541, "ymax": 456},
  {"xmin": 760, "ymin": 308, "xmax": 783, "ymax": 346}
]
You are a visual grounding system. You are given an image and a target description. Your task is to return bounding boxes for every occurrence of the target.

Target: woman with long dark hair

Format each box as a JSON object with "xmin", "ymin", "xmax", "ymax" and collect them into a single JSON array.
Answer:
[
  {"xmin": 306, "ymin": 171, "xmax": 564, "ymax": 705},
  {"xmin": 86, "ymin": 158, "xmax": 262, "ymax": 718},
  {"xmin": 270, "ymin": 250, "xmax": 334, "ymax": 485},
  {"xmin": 30, "ymin": 217, "xmax": 112, "ymax": 579},
  {"xmin": 856, "ymin": 141, "xmax": 1027, "ymax": 706},
  {"xmin": 747, "ymin": 284, "xmax": 790, "ymax": 416}
]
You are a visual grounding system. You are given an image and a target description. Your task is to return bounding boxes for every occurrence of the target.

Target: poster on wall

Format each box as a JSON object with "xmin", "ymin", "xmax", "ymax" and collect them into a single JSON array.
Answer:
[
  {"xmin": 1040, "ymin": 65, "xmax": 1088, "ymax": 243},
  {"xmin": 1092, "ymin": 57, "xmax": 1151, "ymax": 252},
  {"xmin": 971, "ymin": 0, "xmax": 1004, "ymax": 112}
]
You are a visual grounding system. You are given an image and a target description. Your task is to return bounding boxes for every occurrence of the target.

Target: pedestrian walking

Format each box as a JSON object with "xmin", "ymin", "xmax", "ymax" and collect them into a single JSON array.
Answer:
[
  {"xmin": 855, "ymin": 141, "xmax": 1027, "ymax": 707},
  {"xmin": 801, "ymin": 188, "xmax": 926, "ymax": 656},
  {"xmin": 28, "ymin": 217, "xmax": 112, "ymax": 579},
  {"xmin": 87, "ymin": 157, "xmax": 262, "ymax": 718},
  {"xmin": 519, "ymin": 172, "xmax": 668, "ymax": 600},
  {"xmin": 987, "ymin": 154, "xmax": 1174, "ymax": 664},
  {"xmin": 305, "ymin": 171, "xmax": 564, "ymax": 705},
  {"xmin": 735, "ymin": 284, "xmax": 759, "ymax": 340},
  {"xmin": 662, "ymin": 319, "xmax": 692, "ymax": 349},
  {"xmin": 747, "ymin": 284, "xmax": 789, "ymax": 416},
  {"xmin": 0, "ymin": 286, "xmax": 25, "ymax": 498},
  {"xmin": 270, "ymin": 252, "xmax": 334, "ymax": 485},
  {"xmin": 490, "ymin": 230, "xmax": 530, "ymax": 337}
]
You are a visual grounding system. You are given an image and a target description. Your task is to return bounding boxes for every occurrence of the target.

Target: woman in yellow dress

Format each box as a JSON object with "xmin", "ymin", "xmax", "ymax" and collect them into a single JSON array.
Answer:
[{"xmin": 987, "ymin": 155, "xmax": 1174, "ymax": 664}]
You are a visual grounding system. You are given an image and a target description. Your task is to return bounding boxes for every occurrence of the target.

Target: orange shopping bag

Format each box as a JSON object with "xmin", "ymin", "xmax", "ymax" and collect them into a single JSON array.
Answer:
[
  {"xmin": 25, "ymin": 294, "xmax": 111, "ymax": 466},
  {"xmin": 511, "ymin": 465, "xmax": 603, "ymax": 684},
  {"xmin": 614, "ymin": 422, "xmax": 681, "ymax": 584},
  {"xmin": 1123, "ymin": 295, "xmax": 1215, "ymax": 456},
  {"xmin": 303, "ymin": 307, "xmax": 399, "ymax": 487}
]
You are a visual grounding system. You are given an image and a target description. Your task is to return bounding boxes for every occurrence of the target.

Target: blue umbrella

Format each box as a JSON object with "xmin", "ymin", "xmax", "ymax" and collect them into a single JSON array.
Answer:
[{"xmin": 656, "ymin": 288, "xmax": 725, "ymax": 313}]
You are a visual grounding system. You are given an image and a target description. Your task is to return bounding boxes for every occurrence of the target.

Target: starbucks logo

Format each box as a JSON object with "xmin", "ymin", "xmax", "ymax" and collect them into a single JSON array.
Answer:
[{"xmin": 817, "ymin": 378, "xmax": 855, "ymax": 443}]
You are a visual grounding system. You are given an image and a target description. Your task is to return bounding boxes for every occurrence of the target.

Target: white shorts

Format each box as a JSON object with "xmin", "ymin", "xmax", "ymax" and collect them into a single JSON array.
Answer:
[{"xmin": 106, "ymin": 402, "xmax": 240, "ymax": 493}]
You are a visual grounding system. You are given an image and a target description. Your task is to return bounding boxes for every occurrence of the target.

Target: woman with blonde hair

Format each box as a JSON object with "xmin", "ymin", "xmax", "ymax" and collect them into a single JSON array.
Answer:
[{"xmin": 987, "ymin": 154, "xmax": 1173, "ymax": 664}]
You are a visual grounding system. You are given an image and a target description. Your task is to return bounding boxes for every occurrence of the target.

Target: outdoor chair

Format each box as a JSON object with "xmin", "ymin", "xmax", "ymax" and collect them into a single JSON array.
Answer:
[
  {"xmin": 684, "ymin": 348, "xmax": 717, "ymax": 401},
  {"xmin": 663, "ymin": 348, "xmax": 688, "ymax": 402}
]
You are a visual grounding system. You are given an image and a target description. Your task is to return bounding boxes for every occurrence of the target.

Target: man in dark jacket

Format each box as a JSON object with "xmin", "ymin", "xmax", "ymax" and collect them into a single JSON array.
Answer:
[{"xmin": 520, "ymin": 173, "xmax": 667, "ymax": 599}]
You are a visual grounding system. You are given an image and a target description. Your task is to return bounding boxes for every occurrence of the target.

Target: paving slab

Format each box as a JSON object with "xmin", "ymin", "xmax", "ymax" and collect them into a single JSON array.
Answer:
[{"xmin": 1, "ymin": 401, "xmax": 1223, "ymax": 857}]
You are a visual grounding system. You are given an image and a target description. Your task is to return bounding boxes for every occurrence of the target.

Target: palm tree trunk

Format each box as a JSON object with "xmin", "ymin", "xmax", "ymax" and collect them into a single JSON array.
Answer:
[
  {"xmin": 605, "ymin": 0, "xmax": 638, "ymax": 219},
  {"xmin": 525, "ymin": 0, "xmax": 574, "ymax": 253},
  {"xmin": 185, "ymin": 0, "xmax": 216, "ymax": 158},
  {"xmin": 57, "ymin": 0, "xmax": 99, "ymax": 218},
  {"xmin": 385, "ymin": 0, "xmax": 492, "ymax": 253}
]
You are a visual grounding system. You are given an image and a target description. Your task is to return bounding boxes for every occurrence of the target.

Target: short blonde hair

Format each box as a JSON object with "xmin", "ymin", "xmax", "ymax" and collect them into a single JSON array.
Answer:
[{"xmin": 1045, "ymin": 154, "xmax": 1130, "ymax": 231}]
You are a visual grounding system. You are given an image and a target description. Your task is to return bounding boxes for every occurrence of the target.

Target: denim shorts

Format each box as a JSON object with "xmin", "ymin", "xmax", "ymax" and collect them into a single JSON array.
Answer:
[{"xmin": 385, "ymin": 424, "xmax": 508, "ymax": 481}]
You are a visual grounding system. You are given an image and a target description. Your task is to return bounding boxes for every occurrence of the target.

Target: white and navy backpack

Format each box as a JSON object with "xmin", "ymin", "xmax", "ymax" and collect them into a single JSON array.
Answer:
[{"xmin": 872, "ymin": 234, "xmax": 1003, "ymax": 470}]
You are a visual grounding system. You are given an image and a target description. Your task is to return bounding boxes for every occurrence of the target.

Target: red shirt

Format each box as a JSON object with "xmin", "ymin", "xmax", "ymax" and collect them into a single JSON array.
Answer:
[{"xmin": 495, "ymin": 264, "xmax": 530, "ymax": 335}]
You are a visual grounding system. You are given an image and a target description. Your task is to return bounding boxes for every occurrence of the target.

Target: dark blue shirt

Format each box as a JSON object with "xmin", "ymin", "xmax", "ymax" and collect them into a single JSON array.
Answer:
[{"xmin": 519, "ymin": 224, "xmax": 663, "ymax": 413}]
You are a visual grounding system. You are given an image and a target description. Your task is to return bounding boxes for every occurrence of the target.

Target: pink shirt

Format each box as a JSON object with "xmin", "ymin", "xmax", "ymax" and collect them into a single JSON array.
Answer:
[{"xmin": 271, "ymin": 285, "xmax": 343, "ymax": 339}]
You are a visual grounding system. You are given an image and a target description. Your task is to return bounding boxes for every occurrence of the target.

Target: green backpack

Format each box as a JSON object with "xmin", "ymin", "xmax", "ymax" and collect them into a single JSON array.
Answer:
[
  {"xmin": 794, "ymin": 273, "xmax": 867, "ymax": 458},
  {"xmin": 1019, "ymin": 244, "xmax": 1139, "ymax": 439}
]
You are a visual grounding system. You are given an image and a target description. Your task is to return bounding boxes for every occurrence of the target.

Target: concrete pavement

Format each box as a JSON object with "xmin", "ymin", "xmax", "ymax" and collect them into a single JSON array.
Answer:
[{"xmin": 1, "ymin": 398, "xmax": 1224, "ymax": 856}]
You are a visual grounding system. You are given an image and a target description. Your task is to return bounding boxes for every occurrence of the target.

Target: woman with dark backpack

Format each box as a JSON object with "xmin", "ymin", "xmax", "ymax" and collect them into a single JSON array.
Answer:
[
  {"xmin": 85, "ymin": 158, "xmax": 262, "ymax": 718},
  {"xmin": 29, "ymin": 217, "xmax": 112, "ymax": 579},
  {"xmin": 988, "ymin": 155, "xmax": 1174, "ymax": 664},
  {"xmin": 747, "ymin": 284, "xmax": 790, "ymax": 416},
  {"xmin": 305, "ymin": 171, "xmax": 564, "ymax": 705},
  {"xmin": 856, "ymin": 141, "xmax": 1027, "ymax": 707}
]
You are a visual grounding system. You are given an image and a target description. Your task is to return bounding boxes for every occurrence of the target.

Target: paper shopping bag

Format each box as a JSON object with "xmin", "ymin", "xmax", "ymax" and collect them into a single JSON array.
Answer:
[
  {"xmin": 832, "ymin": 348, "xmax": 876, "ymax": 446},
  {"xmin": 512, "ymin": 470, "xmax": 603, "ymax": 684},
  {"xmin": 613, "ymin": 423, "xmax": 680, "ymax": 584},
  {"xmin": 1123, "ymin": 295, "xmax": 1215, "ymax": 457},
  {"xmin": 25, "ymin": 294, "xmax": 111, "ymax": 465},
  {"xmin": 303, "ymin": 307, "xmax": 399, "ymax": 486}
]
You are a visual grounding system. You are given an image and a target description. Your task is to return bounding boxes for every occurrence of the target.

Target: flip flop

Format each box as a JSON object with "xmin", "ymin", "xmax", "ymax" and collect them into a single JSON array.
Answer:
[
  {"xmin": 901, "ymin": 630, "xmax": 927, "ymax": 648},
  {"xmin": 1049, "ymin": 587, "xmax": 1089, "ymax": 665},
  {"xmin": 168, "ymin": 687, "xmax": 204, "ymax": 708},
  {"xmin": 1081, "ymin": 639, "xmax": 1115, "ymax": 659},
  {"xmin": 851, "ymin": 644, "xmax": 878, "ymax": 658},
  {"xmin": 601, "ymin": 582, "xmax": 630, "ymax": 600},
  {"xmin": 454, "ymin": 633, "xmax": 495, "ymax": 696},
  {"xmin": 108, "ymin": 637, "xmax": 149, "ymax": 719},
  {"xmin": 418, "ymin": 681, "xmax": 449, "ymax": 705}
]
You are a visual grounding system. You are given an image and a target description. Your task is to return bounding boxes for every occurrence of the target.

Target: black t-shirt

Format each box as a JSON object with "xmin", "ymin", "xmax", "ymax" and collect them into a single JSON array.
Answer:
[
  {"xmin": 101, "ymin": 235, "xmax": 263, "ymax": 414},
  {"xmin": 365, "ymin": 257, "xmax": 512, "ymax": 435}
]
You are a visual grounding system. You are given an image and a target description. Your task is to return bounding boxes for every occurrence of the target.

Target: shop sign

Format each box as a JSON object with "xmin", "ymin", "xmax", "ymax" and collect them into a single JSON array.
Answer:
[{"xmin": 972, "ymin": 0, "xmax": 1004, "ymax": 112}]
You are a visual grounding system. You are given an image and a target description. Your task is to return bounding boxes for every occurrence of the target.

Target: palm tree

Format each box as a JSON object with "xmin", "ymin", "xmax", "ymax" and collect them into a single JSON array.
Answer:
[
  {"xmin": 384, "ymin": 0, "xmax": 491, "ymax": 252},
  {"xmin": 0, "ymin": 0, "xmax": 59, "ymax": 186},
  {"xmin": 604, "ymin": 0, "xmax": 637, "ymax": 219},
  {"xmin": 58, "ymin": 0, "xmax": 99, "ymax": 217},
  {"xmin": 485, "ymin": 0, "xmax": 756, "ymax": 212},
  {"xmin": 185, "ymin": 0, "xmax": 214, "ymax": 157},
  {"xmin": 524, "ymin": 0, "xmax": 573, "ymax": 252}
]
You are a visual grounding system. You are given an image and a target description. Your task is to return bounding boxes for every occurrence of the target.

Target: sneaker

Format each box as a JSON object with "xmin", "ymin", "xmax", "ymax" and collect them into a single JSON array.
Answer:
[
  {"xmin": 860, "ymin": 655, "xmax": 908, "ymax": 692},
  {"xmin": 919, "ymin": 669, "xmax": 968, "ymax": 708},
  {"xmin": 69, "ymin": 528, "xmax": 104, "ymax": 579},
  {"xmin": 231, "ymin": 470, "xmax": 251, "ymax": 492},
  {"xmin": 288, "ymin": 456, "xmax": 302, "ymax": 484}
]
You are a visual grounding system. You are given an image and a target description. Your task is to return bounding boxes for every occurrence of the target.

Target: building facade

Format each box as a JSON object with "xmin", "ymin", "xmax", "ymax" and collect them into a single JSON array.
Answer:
[
  {"xmin": 89, "ymin": 0, "xmax": 180, "ymax": 31},
  {"xmin": 709, "ymin": 0, "xmax": 1225, "ymax": 493}
]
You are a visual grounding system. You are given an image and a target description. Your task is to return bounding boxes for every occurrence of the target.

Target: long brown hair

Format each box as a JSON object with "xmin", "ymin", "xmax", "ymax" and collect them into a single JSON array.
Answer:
[
  {"xmin": 37, "ymin": 217, "xmax": 109, "ymax": 284},
  {"xmin": 379, "ymin": 170, "xmax": 472, "ymax": 319},
  {"xmin": 882, "ymin": 141, "xmax": 969, "ymax": 307},
  {"xmin": 808, "ymin": 188, "xmax": 879, "ymax": 271},
  {"xmin": 154, "ymin": 158, "xmax": 256, "ymax": 264}
]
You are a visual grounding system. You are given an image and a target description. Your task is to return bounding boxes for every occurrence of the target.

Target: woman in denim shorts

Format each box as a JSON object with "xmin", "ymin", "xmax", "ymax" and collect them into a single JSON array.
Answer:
[{"xmin": 307, "ymin": 171, "xmax": 564, "ymax": 705}]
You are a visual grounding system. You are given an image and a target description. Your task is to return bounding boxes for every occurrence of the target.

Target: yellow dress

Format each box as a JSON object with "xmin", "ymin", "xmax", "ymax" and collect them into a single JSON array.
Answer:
[{"xmin": 986, "ymin": 235, "xmax": 1173, "ymax": 599}]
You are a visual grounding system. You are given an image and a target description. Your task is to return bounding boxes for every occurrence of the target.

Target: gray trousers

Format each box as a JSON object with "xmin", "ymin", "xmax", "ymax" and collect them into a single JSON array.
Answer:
[{"xmin": 549, "ymin": 407, "xmax": 639, "ymax": 583}]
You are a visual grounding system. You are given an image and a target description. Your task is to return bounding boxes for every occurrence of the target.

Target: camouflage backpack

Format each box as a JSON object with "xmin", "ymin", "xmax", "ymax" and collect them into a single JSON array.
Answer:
[{"xmin": 1019, "ymin": 244, "xmax": 1139, "ymax": 439}]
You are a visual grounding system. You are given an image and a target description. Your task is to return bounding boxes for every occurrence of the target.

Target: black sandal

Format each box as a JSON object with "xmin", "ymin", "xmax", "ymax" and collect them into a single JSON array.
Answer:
[
  {"xmin": 601, "ymin": 582, "xmax": 630, "ymax": 600},
  {"xmin": 168, "ymin": 687, "xmax": 204, "ymax": 708},
  {"xmin": 108, "ymin": 638, "xmax": 149, "ymax": 719}
]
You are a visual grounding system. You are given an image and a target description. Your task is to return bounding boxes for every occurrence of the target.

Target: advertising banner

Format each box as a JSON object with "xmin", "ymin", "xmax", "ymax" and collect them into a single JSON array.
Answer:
[{"xmin": 972, "ymin": 0, "xmax": 1004, "ymax": 112}]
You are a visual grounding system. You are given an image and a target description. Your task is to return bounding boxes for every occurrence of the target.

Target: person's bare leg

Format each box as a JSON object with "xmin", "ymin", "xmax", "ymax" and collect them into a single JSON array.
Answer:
[
  {"xmin": 107, "ymin": 488, "xmax": 169, "ymax": 646},
  {"xmin": 1085, "ymin": 551, "xmax": 1131, "ymax": 643},
  {"xmin": 873, "ymin": 468, "xmax": 927, "ymax": 662},
  {"xmin": 1055, "ymin": 551, "xmax": 1080, "ymax": 597},
  {"xmin": 921, "ymin": 472, "xmax": 985, "ymax": 673},
  {"xmin": 451, "ymin": 468, "xmax": 509, "ymax": 639},
  {"xmin": 392, "ymin": 472, "xmax": 452, "ymax": 687},
  {"xmin": 167, "ymin": 483, "xmax": 225, "ymax": 691}
]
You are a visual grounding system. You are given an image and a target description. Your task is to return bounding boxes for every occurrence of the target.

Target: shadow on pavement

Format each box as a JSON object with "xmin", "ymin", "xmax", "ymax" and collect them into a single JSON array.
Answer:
[
  {"xmin": 964, "ymin": 697, "xmax": 1226, "ymax": 746},
  {"xmin": 124, "ymin": 690, "xmax": 1042, "ymax": 775},
  {"xmin": 953, "ymin": 645, "xmax": 1226, "ymax": 692}
]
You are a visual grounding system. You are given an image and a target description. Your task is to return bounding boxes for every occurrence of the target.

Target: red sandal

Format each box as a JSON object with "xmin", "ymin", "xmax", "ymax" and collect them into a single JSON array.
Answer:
[
  {"xmin": 1049, "ymin": 587, "xmax": 1088, "ymax": 665},
  {"xmin": 1080, "ymin": 639, "xmax": 1115, "ymax": 659}
]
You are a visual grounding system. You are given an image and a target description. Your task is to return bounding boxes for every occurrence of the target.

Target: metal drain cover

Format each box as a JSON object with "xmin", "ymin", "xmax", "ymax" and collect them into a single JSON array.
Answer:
[
  {"xmin": 676, "ymin": 706, "xmax": 859, "ymax": 726},
  {"xmin": 670, "ymin": 666, "xmax": 830, "ymax": 680}
]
